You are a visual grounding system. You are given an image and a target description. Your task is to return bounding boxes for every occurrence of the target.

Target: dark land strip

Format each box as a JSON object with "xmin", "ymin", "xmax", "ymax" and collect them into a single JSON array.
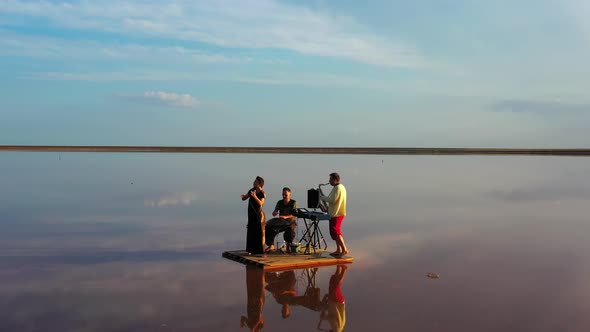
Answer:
[{"xmin": 2, "ymin": 145, "xmax": 590, "ymax": 156}]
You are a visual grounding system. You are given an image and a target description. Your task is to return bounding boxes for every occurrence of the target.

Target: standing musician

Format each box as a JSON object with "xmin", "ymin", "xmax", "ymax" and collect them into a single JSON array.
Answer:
[
  {"xmin": 241, "ymin": 176, "xmax": 266, "ymax": 255},
  {"xmin": 319, "ymin": 172, "xmax": 349, "ymax": 258}
]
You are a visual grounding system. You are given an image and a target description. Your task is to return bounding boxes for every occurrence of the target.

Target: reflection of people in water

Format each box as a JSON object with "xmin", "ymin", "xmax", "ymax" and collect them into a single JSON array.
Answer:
[
  {"xmin": 240, "ymin": 265, "xmax": 349, "ymax": 331},
  {"xmin": 240, "ymin": 266, "xmax": 265, "ymax": 331},
  {"xmin": 265, "ymin": 270, "xmax": 297, "ymax": 318},
  {"xmin": 319, "ymin": 264, "xmax": 348, "ymax": 332}
]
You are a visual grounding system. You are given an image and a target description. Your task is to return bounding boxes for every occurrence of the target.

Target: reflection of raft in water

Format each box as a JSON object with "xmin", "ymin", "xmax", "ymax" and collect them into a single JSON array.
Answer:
[
  {"xmin": 222, "ymin": 250, "xmax": 353, "ymax": 271},
  {"xmin": 265, "ymin": 268, "xmax": 323, "ymax": 312}
]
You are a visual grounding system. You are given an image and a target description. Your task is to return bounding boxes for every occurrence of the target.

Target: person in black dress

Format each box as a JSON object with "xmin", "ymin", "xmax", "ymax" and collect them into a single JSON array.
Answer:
[{"xmin": 241, "ymin": 176, "xmax": 266, "ymax": 255}]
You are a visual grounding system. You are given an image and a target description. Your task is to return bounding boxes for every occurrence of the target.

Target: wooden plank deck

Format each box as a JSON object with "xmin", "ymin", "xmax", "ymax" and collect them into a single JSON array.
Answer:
[{"xmin": 222, "ymin": 250, "xmax": 353, "ymax": 271}]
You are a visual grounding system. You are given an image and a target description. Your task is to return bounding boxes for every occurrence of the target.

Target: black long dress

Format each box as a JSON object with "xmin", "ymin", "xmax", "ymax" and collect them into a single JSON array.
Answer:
[{"xmin": 246, "ymin": 189, "xmax": 266, "ymax": 254}]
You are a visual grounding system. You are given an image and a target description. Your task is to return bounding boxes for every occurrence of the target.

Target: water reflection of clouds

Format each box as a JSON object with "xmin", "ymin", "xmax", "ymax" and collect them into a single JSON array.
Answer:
[
  {"xmin": 348, "ymin": 227, "xmax": 475, "ymax": 269},
  {"xmin": 0, "ymin": 261, "xmax": 352, "ymax": 331},
  {"xmin": 0, "ymin": 260, "xmax": 246, "ymax": 331},
  {"xmin": 486, "ymin": 184, "xmax": 590, "ymax": 202},
  {"xmin": 0, "ymin": 247, "xmax": 216, "ymax": 267},
  {"xmin": 144, "ymin": 191, "xmax": 200, "ymax": 207},
  {"xmin": 0, "ymin": 259, "xmax": 242, "ymax": 294},
  {"xmin": 346, "ymin": 220, "xmax": 590, "ymax": 331},
  {"xmin": 0, "ymin": 213, "xmax": 244, "ymax": 253},
  {"xmin": 4, "ymin": 153, "xmax": 590, "ymax": 330}
]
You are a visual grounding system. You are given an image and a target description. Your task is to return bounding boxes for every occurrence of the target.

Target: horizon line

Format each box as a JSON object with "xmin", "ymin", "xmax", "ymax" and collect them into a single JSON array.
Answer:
[{"xmin": 1, "ymin": 145, "xmax": 590, "ymax": 156}]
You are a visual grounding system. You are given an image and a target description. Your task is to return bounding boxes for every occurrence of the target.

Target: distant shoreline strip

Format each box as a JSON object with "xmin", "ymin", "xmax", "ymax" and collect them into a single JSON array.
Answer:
[{"xmin": 2, "ymin": 145, "xmax": 590, "ymax": 156}]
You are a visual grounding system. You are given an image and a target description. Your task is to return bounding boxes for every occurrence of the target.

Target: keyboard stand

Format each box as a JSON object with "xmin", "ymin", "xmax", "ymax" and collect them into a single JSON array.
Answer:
[{"xmin": 296, "ymin": 209, "xmax": 329, "ymax": 254}]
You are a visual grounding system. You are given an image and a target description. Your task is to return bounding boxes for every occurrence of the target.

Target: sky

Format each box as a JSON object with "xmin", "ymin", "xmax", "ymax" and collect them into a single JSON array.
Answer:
[{"xmin": 1, "ymin": 0, "xmax": 590, "ymax": 147}]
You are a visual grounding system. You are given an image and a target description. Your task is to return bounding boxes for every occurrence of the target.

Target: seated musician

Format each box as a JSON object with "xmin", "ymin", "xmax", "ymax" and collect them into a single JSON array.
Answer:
[{"xmin": 264, "ymin": 187, "xmax": 297, "ymax": 253}]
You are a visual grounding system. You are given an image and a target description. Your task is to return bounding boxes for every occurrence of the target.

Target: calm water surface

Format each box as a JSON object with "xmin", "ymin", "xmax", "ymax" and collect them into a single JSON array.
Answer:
[{"xmin": 1, "ymin": 152, "xmax": 590, "ymax": 331}]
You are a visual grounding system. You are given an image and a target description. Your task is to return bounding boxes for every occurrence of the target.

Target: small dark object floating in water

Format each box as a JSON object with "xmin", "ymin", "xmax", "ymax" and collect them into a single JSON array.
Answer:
[{"xmin": 426, "ymin": 272, "xmax": 440, "ymax": 279}]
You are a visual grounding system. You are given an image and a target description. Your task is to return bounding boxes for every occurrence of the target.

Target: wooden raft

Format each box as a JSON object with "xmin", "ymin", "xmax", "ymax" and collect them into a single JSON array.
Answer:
[{"xmin": 222, "ymin": 250, "xmax": 353, "ymax": 271}]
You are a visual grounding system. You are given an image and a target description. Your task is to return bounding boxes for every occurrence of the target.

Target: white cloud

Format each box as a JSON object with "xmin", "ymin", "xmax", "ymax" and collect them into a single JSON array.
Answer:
[
  {"xmin": 113, "ymin": 91, "xmax": 202, "ymax": 108},
  {"xmin": 564, "ymin": 0, "xmax": 590, "ymax": 43},
  {"xmin": 25, "ymin": 70, "xmax": 394, "ymax": 91},
  {"xmin": 23, "ymin": 71, "xmax": 174, "ymax": 81},
  {"xmin": 0, "ymin": 0, "xmax": 425, "ymax": 67},
  {"xmin": 143, "ymin": 91, "xmax": 199, "ymax": 108},
  {"xmin": 492, "ymin": 99, "xmax": 590, "ymax": 113},
  {"xmin": 144, "ymin": 192, "xmax": 199, "ymax": 207},
  {"xmin": 0, "ymin": 31, "xmax": 250, "ymax": 64}
]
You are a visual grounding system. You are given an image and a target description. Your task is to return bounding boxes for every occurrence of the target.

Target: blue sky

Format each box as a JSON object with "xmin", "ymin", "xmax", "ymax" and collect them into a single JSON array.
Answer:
[{"xmin": 1, "ymin": 0, "xmax": 589, "ymax": 147}]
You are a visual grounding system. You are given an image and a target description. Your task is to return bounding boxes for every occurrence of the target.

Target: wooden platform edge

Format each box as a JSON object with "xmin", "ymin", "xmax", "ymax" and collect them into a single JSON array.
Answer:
[
  {"xmin": 262, "ymin": 257, "xmax": 353, "ymax": 272},
  {"xmin": 222, "ymin": 251, "xmax": 265, "ymax": 268},
  {"xmin": 222, "ymin": 250, "xmax": 353, "ymax": 271}
]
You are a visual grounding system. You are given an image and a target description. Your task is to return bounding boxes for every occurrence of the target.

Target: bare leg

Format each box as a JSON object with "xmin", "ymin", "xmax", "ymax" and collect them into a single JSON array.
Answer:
[
  {"xmin": 336, "ymin": 235, "xmax": 348, "ymax": 256},
  {"xmin": 261, "ymin": 219, "xmax": 266, "ymax": 253},
  {"xmin": 336, "ymin": 264, "xmax": 348, "ymax": 278},
  {"xmin": 261, "ymin": 228, "xmax": 266, "ymax": 253},
  {"xmin": 330, "ymin": 237, "xmax": 342, "ymax": 256}
]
